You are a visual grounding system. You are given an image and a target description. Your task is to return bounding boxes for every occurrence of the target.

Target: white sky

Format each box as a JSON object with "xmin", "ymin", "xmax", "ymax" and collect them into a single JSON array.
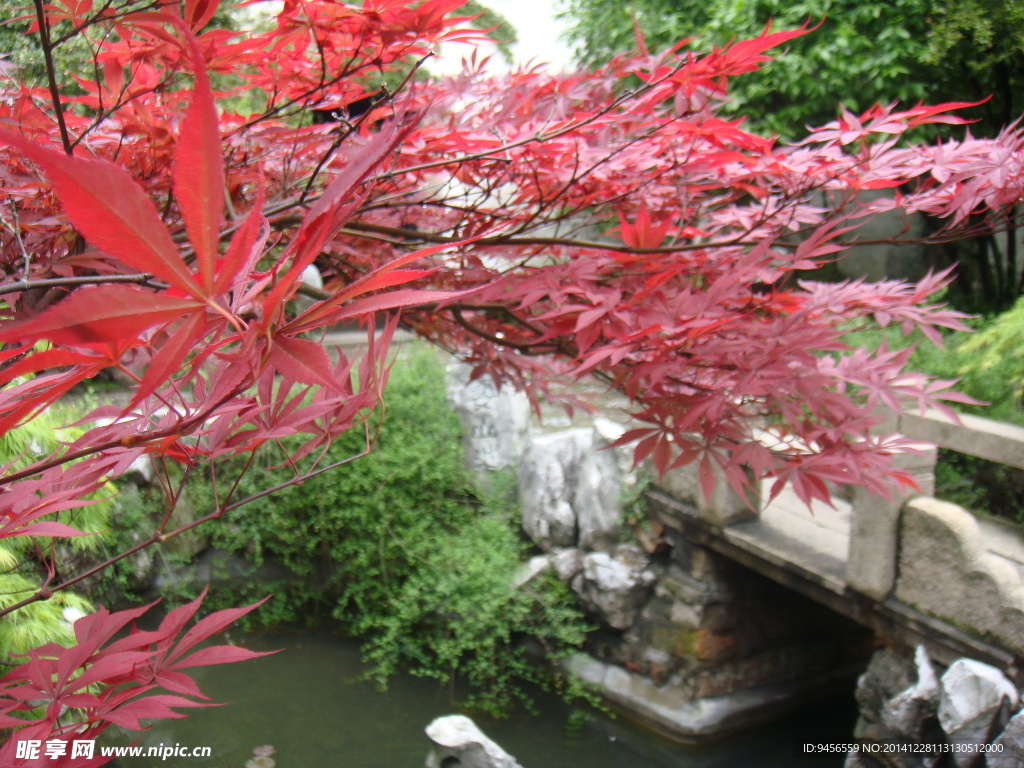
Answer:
[
  {"xmin": 431, "ymin": 0, "xmax": 576, "ymax": 75},
  {"xmin": 241, "ymin": 1, "xmax": 576, "ymax": 75}
]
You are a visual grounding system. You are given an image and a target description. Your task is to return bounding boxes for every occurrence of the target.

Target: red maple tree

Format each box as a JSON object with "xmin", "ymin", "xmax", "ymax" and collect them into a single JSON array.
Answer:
[{"xmin": 0, "ymin": 1, "xmax": 1021, "ymax": 762}]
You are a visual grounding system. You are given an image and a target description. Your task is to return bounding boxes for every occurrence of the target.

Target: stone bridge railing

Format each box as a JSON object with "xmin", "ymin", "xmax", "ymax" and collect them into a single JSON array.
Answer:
[
  {"xmin": 653, "ymin": 405, "xmax": 1024, "ymax": 661},
  {"xmin": 661, "ymin": 406, "xmax": 1024, "ymax": 659},
  {"xmin": 447, "ymin": 361, "xmax": 1024, "ymax": 735},
  {"xmin": 846, "ymin": 408, "xmax": 1024, "ymax": 657}
]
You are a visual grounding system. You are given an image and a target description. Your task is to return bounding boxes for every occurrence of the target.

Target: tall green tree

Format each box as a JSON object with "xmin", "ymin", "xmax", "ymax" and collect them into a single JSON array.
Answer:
[{"xmin": 558, "ymin": 0, "xmax": 1024, "ymax": 139}]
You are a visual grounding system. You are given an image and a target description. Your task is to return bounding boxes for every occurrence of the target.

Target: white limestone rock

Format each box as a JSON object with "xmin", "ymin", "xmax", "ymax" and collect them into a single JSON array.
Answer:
[
  {"xmin": 550, "ymin": 547, "xmax": 585, "ymax": 582},
  {"xmin": 991, "ymin": 710, "xmax": 1024, "ymax": 767},
  {"xmin": 425, "ymin": 715, "xmax": 523, "ymax": 768},
  {"xmin": 518, "ymin": 423, "xmax": 631, "ymax": 552},
  {"xmin": 573, "ymin": 446, "xmax": 623, "ymax": 550},
  {"xmin": 938, "ymin": 659, "xmax": 1018, "ymax": 767},
  {"xmin": 511, "ymin": 555, "xmax": 553, "ymax": 588},
  {"xmin": 576, "ymin": 419, "xmax": 630, "ymax": 551},
  {"xmin": 125, "ymin": 455, "xmax": 157, "ymax": 486},
  {"xmin": 446, "ymin": 362, "xmax": 531, "ymax": 472},
  {"xmin": 518, "ymin": 430, "xmax": 590, "ymax": 549},
  {"xmin": 883, "ymin": 646, "xmax": 940, "ymax": 739},
  {"xmin": 570, "ymin": 548, "xmax": 657, "ymax": 630}
]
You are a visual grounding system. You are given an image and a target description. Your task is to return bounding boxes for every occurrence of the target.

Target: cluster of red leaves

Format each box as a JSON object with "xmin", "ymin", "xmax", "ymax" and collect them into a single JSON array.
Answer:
[
  {"xmin": 0, "ymin": 3, "xmax": 481, "ymax": 758},
  {"xmin": 0, "ymin": 591, "xmax": 273, "ymax": 767},
  {"xmin": 0, "ymin": 16, "xmax": 465, "ymax": 551},
  {"xmin": 0, "ymin": 0, "xmax": 1022, "ymax": 758}
]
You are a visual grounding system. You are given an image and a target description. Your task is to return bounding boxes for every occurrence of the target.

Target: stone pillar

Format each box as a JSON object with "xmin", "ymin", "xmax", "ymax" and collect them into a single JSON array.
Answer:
[
  {"xmin": 846, "ymin": 487, "xmax": 903, "ymax": 601},
  {"xmin": 846, "ymin": 410, "xmax": 937, "ymax": 601},
  {"xmin": 658, "ymin": 460, "xmax": 758, "ymax": 527}
]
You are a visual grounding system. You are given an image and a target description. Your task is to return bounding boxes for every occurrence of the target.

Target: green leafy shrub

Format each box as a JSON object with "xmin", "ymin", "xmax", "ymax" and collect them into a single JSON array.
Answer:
[
  {"xmin": 207, "ymin": 347, "xmax": 476, "ymax": 617},
  {"xmin": 928, "ymin": 301, "xmax": 1024, "ymax": 522},
  {"xmin": 951, "ymin": 297, "xmax": 1024, "ymax": 420},
  {"xmin": 361, "ymin": 513, "xmax": 592, "ymax": 716},
  {"xmin": 198, "ymin": 345, "xmax": 591, "ymax": 713}
]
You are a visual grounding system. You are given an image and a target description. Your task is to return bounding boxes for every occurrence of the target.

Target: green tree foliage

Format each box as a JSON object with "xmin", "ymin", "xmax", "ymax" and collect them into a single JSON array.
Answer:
[
  {"xmin": 919, "ymin": 0, "xmax": 1024, "ymax": 129},
  {"xmin": 462, "ymin": 1, "xmax": 518, "ymax": 62},
  {"xmin": 558, "ymin": 0, "xmax": 1024, "ymax": 139},
  {"xmin": 0, "ymin": 5, "xmax": 76, "ymax": 88},
  {"xmin": 0, "ymin": 2, "xmax": 157, "ymax": 91},
  {"xmin": 0, "ymin": 409, "xmax": 101, "ymax": 661}
]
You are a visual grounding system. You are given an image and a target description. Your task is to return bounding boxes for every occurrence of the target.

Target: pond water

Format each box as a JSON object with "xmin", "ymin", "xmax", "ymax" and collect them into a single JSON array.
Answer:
[{"xmin": 109, "ymin": 630, "xmax": 855, "ymax": 768}]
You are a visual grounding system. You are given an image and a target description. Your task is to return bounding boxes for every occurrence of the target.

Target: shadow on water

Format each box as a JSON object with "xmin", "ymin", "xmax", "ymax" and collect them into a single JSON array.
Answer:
[{"xmin": 107, "ymin": 629, "xmax": 855, "ymax": 767}]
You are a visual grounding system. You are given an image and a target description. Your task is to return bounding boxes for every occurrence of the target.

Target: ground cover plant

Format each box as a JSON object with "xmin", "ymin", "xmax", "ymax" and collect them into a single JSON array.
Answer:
[{"xmin": 1, "ymin": 1, "xmax": 1024, "ymax": 764}]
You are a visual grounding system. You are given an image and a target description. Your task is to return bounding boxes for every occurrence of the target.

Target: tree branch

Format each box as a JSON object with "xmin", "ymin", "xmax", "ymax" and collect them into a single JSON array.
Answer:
[{"xmin": 32, "ymin": 0, "xmax": 73, "ymax": 155}]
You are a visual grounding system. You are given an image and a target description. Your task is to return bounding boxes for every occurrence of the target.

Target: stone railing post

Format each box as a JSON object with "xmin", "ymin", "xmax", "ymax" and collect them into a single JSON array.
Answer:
[
  {"xmin": 846, "ymin": 410, "xmax": 937, "ymax": 600},
  {"xmin": 659, "ymin": 461, "xmax": 759, "ymax": 527}
]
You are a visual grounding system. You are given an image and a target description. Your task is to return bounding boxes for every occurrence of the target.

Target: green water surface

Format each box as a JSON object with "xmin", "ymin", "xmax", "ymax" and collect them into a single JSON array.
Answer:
[{"xmin": 107, "ymin": 630, "xmax": 853, "ymax": 768}]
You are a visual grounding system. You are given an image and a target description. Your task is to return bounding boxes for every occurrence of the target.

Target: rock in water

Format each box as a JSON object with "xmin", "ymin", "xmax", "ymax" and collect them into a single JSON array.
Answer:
[
  {"xmin": 883, "ymin": 646, "xmax": 940, "ymax": 739},
  {"xmin": 425, "ymin": 715, "xmax": 523, "ymax": 768},
  {"xmin": 991, "ymin": 710, "xmax": 1024, "ymax": 766},
  {"xmin": 853, "ymin": 647, "xmax": 918, "ymax": 742}
]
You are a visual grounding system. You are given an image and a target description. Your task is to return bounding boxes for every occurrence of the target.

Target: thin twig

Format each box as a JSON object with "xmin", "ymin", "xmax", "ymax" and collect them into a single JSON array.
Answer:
[
  {"xmin": 0, "ymin": 444, "xmax": 375, "ymax": 619},
  {"xmin": 0, "ymin": 273, "xmax": 163, "ymax": 297}
]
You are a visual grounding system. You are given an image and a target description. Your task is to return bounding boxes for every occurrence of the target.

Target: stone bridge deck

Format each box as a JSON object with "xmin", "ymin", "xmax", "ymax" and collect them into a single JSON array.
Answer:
[
  {"xmin": 746, "ymin": 483, "xmax": 1024, "ymax": 592},
  {"xmin": 647, "ymin": 478, "xmax": 1024, "ymax": 673}
]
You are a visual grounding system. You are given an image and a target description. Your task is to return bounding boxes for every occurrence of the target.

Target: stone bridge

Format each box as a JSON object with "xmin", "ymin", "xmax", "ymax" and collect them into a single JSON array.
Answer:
[
  {"xmin": 444, "ymin": 357, "xmax": 1024, "ymax": 741},
  {"xmin": 648, "ymin": 407, "xmax": 1024, "ymax": 672}
]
